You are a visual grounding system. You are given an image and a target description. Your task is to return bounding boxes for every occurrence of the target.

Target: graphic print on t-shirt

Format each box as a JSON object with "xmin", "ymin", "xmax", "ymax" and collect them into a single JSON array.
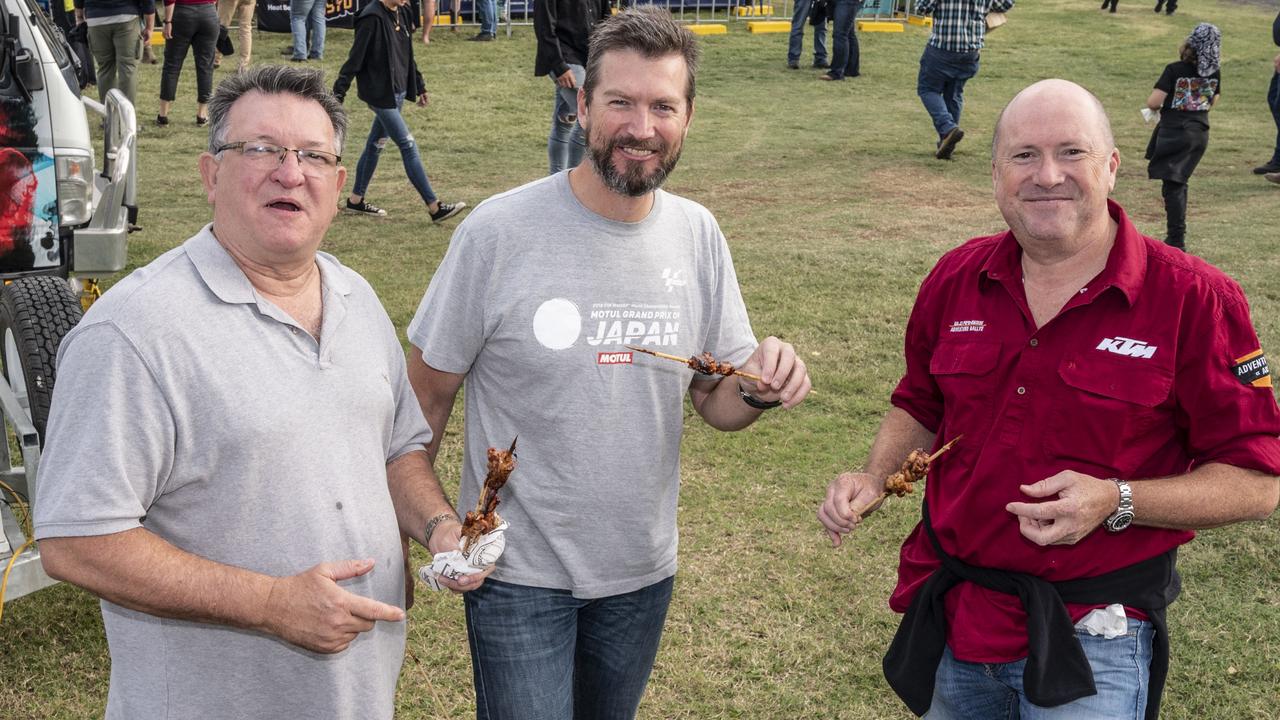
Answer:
[
  {"xmin": 532, "ymin": 298, "xmax": 583, "ymax": 350},
  {"xmin": 1171, "ymin": 77, "xmax": 1218, "ymax": 112},
  {"xmin": 584, "ymin": 302, "xmax": 681, "ymax": 351}
]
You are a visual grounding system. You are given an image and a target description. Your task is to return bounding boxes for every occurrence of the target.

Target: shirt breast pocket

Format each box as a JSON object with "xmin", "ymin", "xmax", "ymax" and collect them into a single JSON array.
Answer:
[
  {"xmin": 930, "ymin": 340, "xmax": 1001, "ymax": 435},
  {"xmin": 1046, "ymin": 353, "xmax": 1173, "ymax": 476}
]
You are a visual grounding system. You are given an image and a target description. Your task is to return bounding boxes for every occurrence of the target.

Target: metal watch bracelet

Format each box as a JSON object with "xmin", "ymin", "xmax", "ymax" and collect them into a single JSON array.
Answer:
[{"xmin": 424, "ymin": 512, "xmax": 459, "ymax": 545}]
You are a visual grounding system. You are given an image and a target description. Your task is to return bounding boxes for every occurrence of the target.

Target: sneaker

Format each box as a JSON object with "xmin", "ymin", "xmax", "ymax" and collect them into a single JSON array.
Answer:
[
  {"xmin": 281, "ymin": 47, "xmax": 294, "ymax": 56},
  {"xmin": 155, "ymin": 115, "xmax": 169, "ymax": 127},
  {"xmin": 819, "ymin": 73, "xmax": 841, "ymax": 81},
  {"xmin": 935, "ymin": 127, "xmax": 965, "ymax": 160},
  {"xmin": 1265, "ymin": 172, "xmax": 1280, "ymax": 185},
  {"xmin": 430, "ymin": 201, "xmax": 467, "ymax": 223},
  {"xmin": 344, "ymin": 199, "xmax": 387, "ymax": 217},
  {"xmin": 786, "ymin": 60, "xmax": 799, "ymax": 69},
  {"xmin": 467, "ymin": 33, "xmax": 495, "ymax": 41},
  {"xmin": 1252, "ymin": 162, "xmax": 1280, "ymax": 175},
  {"xmin": 290, "ymin": 56, "xmax": 306, "ymax": 62}
]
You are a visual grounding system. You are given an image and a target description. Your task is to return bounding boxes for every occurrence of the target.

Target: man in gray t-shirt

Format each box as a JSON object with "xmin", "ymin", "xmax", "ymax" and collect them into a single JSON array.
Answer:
[
  {"xmin": 33, "ymin": 66, "xmax": 485, "ymax": 720},
  {"xmin": 406, "ymin": 8, "xmax": 811, "ymax": 719}
]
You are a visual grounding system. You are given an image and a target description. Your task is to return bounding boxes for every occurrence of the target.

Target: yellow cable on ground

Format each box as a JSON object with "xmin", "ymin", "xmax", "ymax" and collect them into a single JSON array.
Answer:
[{"xmin": 0, "ymin": 478, "xmax": 35, "ymax": 621}]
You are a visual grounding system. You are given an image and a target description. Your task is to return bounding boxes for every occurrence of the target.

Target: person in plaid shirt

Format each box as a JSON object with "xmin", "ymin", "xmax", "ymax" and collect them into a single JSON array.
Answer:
[{"xmin": 915, "ymin": 0, "xmax": 1014, "ymax": 160}]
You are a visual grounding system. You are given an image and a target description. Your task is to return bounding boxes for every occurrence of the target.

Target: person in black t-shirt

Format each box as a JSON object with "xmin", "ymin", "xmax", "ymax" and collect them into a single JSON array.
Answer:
[{"xmin": 1145, "ymin": 23, "xmax": 1220, "ymax": 251}]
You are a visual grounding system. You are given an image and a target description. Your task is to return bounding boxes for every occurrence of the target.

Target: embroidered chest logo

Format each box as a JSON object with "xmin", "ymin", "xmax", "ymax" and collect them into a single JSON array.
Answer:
[
  {"xmin": 1096, "ymin": 336, "xmax": 1157, "ymax": 359},
  {"xmin": 1231, "ymin": 350, "xmax": 1271, "ymax": 388},
  {"xmin": 661, "ymin": 268, "xmax": 686, "ymax": 293},
  {"xmin": 949, "ymin": 320, "xmax": 986, "ymax": 334}
]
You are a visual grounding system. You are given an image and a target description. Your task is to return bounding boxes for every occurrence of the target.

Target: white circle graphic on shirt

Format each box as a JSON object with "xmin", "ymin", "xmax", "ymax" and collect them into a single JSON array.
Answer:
[{"xmin": 532, "ymin": 298, "xmax": 581, "ymax": 350}]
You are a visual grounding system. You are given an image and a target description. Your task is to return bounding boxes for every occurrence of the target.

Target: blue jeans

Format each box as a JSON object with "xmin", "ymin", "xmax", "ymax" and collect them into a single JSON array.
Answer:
[
  {"xmin": 925, "ymin": 619, "xmax": 1154, "ymax": 720},
  {"xmin": 787, "ymin": 0, "xmax": 828, "ymax": 65},
  {"xmin": 828, "ymin": 0, "xmax": 862, "ymax": 78},
  {"xmin": 352, "ymin": 93, "xmax": 438, "ymax": 205},
  {"xmin": 464, "ymin": 577, "xmax": 675, "ymax": 720},
  {"xmin": 549, "ymin": 63, "xmax": 586, "ymax": 174},
  {"xmin": 476, "ymin": 0, "xmax": 497, "ymax": 35},
  {"xmin": 917, "ymin": 43, "xmax": 980, "ymax": 137},
  {"xmin": 1267, "ymin": 71, "xmax": 1280, "ymax": 165},
  {"xmin": 290, "ymin": 0, "xmax": 325, "ymax": 59}
]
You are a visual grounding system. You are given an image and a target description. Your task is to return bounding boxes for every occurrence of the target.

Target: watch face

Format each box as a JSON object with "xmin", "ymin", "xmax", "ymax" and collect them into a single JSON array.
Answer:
[{"xmin": 1108, "ymin": 511, "xmax": 1134, "ymax": 532}]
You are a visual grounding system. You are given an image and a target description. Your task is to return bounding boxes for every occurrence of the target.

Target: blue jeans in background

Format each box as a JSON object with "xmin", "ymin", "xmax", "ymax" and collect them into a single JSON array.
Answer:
[
  {"xmin": 464, "ymin": 576, "xmax": 675, "ymax": 720},
  {"xmin": 1267, "ymin": 71, "xmax": 1280, "ymax": 166},
  {"xmin": 476, "ymin": 0, "xmax": 497, "ymax": 35},
  {"xmin": 925, "ymin": 619, "xmax": 1154, "ymax": 720},
  {"xmin": 787, "ymin": 0, "xmax": 828, "ymax": 66},
  {"xmin": 917, "ymin": 43, "xmax": 980, "ymax": 137},
  {"xmin": 827, "ymin": 0, "xmax": 863, "ymax": 79},
  {"xmin": 548, "ymin": 63, "xmax": 586, "ymax": 175},
  {"xmin": 290, "ymin": 0, "xmax": 325, "ymax": 60},
  {"xmin": 351, "ymin": 93, "xmax": 438, "ymax": 205}
]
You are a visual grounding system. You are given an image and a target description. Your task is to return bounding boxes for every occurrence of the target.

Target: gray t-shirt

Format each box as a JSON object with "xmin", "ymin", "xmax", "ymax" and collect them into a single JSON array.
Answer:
[
  {"xmin": 34, "ymin": 226, "xmax": 432, "ymax": 720},
  {"xmin": 407, "ymin": 172, "xmax": 756, "ymax": 599}
]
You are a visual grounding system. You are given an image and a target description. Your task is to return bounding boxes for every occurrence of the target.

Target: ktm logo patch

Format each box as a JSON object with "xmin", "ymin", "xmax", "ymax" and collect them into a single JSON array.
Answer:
[{"xmin": 1231, "ymin": 350, "xmax": 1271, "ymax": 388}]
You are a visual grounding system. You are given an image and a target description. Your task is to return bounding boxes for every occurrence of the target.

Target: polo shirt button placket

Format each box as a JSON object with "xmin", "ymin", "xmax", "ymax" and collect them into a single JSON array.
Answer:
[{"xmin": 1029, "ymin": 338, "xmax": 1038, "ymax": 347}]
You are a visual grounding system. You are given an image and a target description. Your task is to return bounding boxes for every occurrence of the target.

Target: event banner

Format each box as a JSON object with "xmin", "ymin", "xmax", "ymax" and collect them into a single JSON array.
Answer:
[{"xmin": 256, "ymin": 0, "xmax": 366, "ymax": 32}]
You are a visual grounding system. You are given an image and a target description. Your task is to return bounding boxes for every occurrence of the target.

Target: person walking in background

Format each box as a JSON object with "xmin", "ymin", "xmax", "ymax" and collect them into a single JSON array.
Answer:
[
  {"xmin": 73, "ymin": 0, "xmax": 154, "ymax": 103},
  {"xmin": 1145, "ymin": 23, "xmax": 1221, "ymax": 251},
  {"xmin": 1100, "ymin": 0, "xmax": 1117, "ymax": 14},
  {"xmin": 214, "ymin": 0, "xmax": 253, "ymax": 72},
  {"xmin": 289, "ymin": 0, "xmax": 325, "ymax": 61},
  {"xmin": 333, "ymin": 0, "xmax": 466, "ymax": 223},
  {"xmin": 820, "ymin": 0, "xmax": 861, "ymax": 80},
  {"xmin": 1254, "ymin": 9, "xmax": 1280, "ymax": 182},
  {"xmin": 1153, "ymin": 0, "xmax": 1176, "ymax": 15},
  {"xmin": 914, "ymin": 0, "xmax": 1014, "ymax": 159},
  {"xmin": 157, "ymin": 0, "xmax": 218, "ymax": 126},
  {"xmin": 534, "ymin": 0, "xmax": 609, "ymax": 174},
  {"xmin": 787, "ymin": 0, "xmax": 829, "ymax": 70}
]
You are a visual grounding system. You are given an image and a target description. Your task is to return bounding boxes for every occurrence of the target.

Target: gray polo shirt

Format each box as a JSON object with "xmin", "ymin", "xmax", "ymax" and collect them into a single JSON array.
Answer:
[{"xmin": 34, "ymin": 225, "xmax": 432, "ymax": 720}]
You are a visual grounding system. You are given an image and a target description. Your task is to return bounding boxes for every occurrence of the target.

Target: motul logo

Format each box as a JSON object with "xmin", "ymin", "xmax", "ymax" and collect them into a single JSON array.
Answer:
[
  {"xmin": 1096, "ymin": 336, "xmax": 1157, "ymax": 359},
  {"xmin": 597, "ymin": 351, "xmax": 633, "ymax": 365}
]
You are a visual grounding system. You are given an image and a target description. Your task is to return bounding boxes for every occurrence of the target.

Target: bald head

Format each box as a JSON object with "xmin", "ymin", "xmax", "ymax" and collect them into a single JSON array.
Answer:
[{"xmin": 991, "ymin": 79, "xmax": 1114, "ymax": 159}]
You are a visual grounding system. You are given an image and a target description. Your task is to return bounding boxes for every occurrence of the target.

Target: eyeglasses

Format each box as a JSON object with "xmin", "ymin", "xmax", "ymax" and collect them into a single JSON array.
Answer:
[{"xmin": 215, "ymin": 141, "xmax": 342, "ymax": 175}]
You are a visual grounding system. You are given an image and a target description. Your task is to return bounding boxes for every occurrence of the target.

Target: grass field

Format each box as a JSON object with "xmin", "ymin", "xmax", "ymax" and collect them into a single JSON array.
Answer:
[{"xmin": 3, "ymin": 0, "xmax": 1280, "ymax": 717}]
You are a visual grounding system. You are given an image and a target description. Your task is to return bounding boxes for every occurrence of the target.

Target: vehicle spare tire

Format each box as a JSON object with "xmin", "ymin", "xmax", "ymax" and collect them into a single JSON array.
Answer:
[{"xmin": 0, "ymin": 277, "xmax": 84, "ymax": 445}]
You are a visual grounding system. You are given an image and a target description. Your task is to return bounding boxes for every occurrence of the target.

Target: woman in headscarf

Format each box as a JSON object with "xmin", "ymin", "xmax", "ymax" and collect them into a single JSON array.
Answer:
[{"xmin": 1145, "ymin": 22, "xmax": 1221, "ymax": 252}]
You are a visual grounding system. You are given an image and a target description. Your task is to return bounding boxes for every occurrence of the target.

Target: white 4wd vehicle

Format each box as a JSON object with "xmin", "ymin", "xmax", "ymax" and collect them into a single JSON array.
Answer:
[{"xmin": 0, "ymin": 0, "xmax": 136, "ymax": 605}]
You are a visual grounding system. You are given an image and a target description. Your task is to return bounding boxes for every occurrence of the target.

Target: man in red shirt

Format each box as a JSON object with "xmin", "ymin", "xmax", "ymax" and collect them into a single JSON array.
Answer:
[{"xmin": 818, "ymin": 79, "xmax": 1280, "ymax": 719}]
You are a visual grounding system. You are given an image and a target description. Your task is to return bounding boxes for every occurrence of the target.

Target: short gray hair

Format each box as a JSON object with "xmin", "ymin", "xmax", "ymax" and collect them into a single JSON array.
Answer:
[
  {"xmin": 206, "ymin": 65, "xmax": 347, "ymax": 154},
  {"xmin": 584, "ymin": 6, "xmax": 700, "ymax": 106}
]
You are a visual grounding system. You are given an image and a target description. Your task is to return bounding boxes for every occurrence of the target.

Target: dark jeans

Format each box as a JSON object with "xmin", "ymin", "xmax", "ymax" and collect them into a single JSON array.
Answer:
[
  {"xmin": 159, "ymin": 3, "xmax": 218, "ymax": 104},
  {"xmin": 1161, "ymin": 179, "xmax": 1187, "ymax": 248},
  {"xmin": 787, "ymin": 0, "xmax": 828, "ymax": 65},
  {"xmin": 1268, "ymin": 71, "xmax": 1280, "ymax": 165},
  {"xmin": 828, "ymin": 0, "xmax": 862, "ymax": 79},
  {"xmin": 917, "ymin": 43, "xmax": 980, "ymax": 137},
  {"xmin": 464, "ymin": 576, "xmax": 674, "ymax": 720}
]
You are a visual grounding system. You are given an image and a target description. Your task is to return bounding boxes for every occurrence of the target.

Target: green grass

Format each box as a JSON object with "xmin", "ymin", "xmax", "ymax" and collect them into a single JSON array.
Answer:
[{"xmin": 4, "ymin": 0, "xmax": 1280, "ymax": 717}]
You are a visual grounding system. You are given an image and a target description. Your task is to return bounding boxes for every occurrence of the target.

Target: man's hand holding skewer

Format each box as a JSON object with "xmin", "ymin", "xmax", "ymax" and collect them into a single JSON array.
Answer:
[
  {"xmin": 736, "ymin": 336, "xmax": 811, "ymax": 410},
  {"xmin": 819, "ymin": 472, "xmax": 888, "ymax": 547},
  {"xmin": 424, "ymin": 517, "xmax": 495, "ymax": 593}
]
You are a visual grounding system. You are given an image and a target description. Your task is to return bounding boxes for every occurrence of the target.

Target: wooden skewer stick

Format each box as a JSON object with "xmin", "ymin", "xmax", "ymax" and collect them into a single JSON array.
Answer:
[
  {"xmin": 625, "ymin": 345, "xmax": 764, "ymax": 383},
  {"xmin": 853, "ymin": 435, "xmax": 964, "ymax": 518}
]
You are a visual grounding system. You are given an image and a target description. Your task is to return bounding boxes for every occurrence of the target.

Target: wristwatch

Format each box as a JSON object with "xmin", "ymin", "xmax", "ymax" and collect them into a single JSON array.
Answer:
[{"xmin": 1103, "ymin": 479, "xmax": 1134, "ymax": 532}]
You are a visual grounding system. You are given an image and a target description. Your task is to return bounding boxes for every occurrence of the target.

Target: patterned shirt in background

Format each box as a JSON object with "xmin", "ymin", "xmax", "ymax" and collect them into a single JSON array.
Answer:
[{"xmin": 916, "ymin": 0, "xmax": 1015, "ymax": 53}]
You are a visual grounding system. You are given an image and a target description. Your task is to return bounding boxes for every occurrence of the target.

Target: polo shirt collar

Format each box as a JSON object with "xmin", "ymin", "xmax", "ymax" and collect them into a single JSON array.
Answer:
[
  {"xmin": 978, "ymin": 199, "xmax": 1147, "ymax": 307},
  {"xmin": 185, "ymin": 224, "xmax": 353, "ymax": 304}
]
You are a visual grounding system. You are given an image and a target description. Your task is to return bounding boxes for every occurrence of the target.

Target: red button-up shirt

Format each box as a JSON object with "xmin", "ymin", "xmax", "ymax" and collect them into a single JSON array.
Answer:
[{"xmin": 889, "ymin": 200, "xmax": 1280, "ymax": 662}]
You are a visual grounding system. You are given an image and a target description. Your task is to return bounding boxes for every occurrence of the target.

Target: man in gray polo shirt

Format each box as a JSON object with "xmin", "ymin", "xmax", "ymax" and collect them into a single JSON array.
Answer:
[
  {"xmin": 33, "ymin": 66, "xmax": 483, "ymax": 720},
  {"xmin": 407, "ymin": 8, "xmax": 812, "ymax": 719}
]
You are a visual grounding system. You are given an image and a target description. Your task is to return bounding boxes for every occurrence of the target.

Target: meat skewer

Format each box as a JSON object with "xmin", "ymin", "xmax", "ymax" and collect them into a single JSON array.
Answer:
[
  {"xmin": 625, "ymin": 345, "xmax": 764, "ymax": 383},
  {"xmin": 461, "ymin": 437, "xmax": 517, "ymax": 553},
  {"xmin": 855, "ymin": 435, "xmax": 963, "ymax": 518}
]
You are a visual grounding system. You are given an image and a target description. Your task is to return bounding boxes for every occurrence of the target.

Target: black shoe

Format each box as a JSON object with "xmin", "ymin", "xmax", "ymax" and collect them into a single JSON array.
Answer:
[
  {"xmin": 430, "ymin": 201, "xmax": 467, "ymax": 223},
  {"xmin": 196, "ymin": 115, "xmax": 208, "ymax": 126},
  {"xmin": 935, "ymin": 127, "xmax": 964, "ymax": 160},
  {"xmin": 787, "ymin": 60, "xmax": 799, "ymax": 69},
  {"xmin": 813, "ymin": 60, "xmax": 830, "ymax": 69},
  {"xmin": 156, "ymin": 115, "xmax": 169, "ymax": 126},
  {"xmin": 819, "ymin": 73, "xmax": 841, "ymax": 81},
  {"xmin": 467, "ymin": 33, "xmax": 495, "ymax": 41},
  {"xmin": 344, "ymin": 199, "xmax": 387, "ymax": 217},
  {"xmin": 1101, "ymin": 0, "xmax": 1109, "ymax": 7},
  {"xmin": 1153, "ymin": 0, "xmax": 1163, "ymax": 10},
  {"xmin": 290, "ymin": 56, "xmax": 306, "ymax": 62},
  {"xmin": 1252, "ymin": 162, "xmax": 1280, "ymax": 175}
]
